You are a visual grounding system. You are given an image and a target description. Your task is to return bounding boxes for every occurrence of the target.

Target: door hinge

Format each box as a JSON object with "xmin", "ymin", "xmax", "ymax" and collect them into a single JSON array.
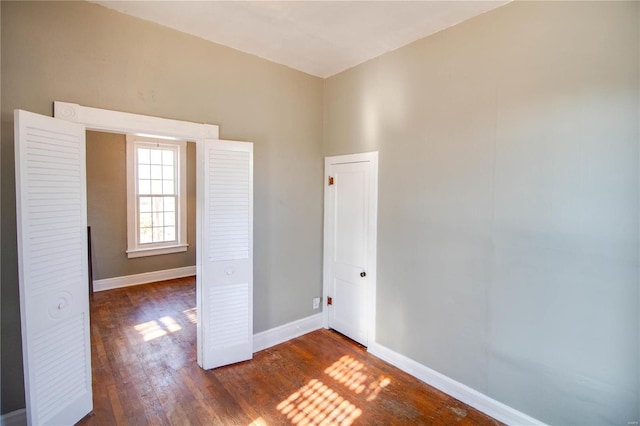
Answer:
[
  {"xmin": 327, "ymin": 296, "xmax": 333, "ymax": 306},
  {"xmin": 328, "ymin": 176, "xmax": 334, "ymax": 186}
]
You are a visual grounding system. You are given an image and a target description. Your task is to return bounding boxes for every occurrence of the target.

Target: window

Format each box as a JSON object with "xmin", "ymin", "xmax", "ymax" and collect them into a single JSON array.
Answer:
[{"xmin": 126, "ymin": 134, "xmax": 187, "ymax": 258}]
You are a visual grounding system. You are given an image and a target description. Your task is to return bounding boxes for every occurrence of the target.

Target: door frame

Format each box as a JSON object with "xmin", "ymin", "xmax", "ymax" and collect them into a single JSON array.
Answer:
[
  {"xmin": 53, "ymin": 101, "xmax": 219, "ymax": 368},
  {"xmin": 322, "ymin": 151, "xmax": 379, "ymax": 347}
]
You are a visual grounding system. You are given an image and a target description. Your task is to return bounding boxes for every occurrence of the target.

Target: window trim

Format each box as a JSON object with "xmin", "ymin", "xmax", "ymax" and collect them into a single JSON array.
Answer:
[{"xmin": 126, "ymin": 134, "xmax": 188, "ymax": 258}]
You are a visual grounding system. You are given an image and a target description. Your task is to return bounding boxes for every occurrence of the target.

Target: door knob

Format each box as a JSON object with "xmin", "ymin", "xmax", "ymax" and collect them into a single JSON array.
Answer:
[{"xmin": 360, "ymin": 272, "xmax": 366, "ymax": 277}]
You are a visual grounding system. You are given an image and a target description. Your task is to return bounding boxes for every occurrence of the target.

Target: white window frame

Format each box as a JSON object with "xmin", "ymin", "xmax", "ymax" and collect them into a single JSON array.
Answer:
[{"xmin": 126, "ymin": 134, "xmax": 188, "ymax": 258}]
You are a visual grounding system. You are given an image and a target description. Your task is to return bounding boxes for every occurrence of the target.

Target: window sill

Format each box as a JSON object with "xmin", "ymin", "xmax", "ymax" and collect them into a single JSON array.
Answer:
[{"xmin": 126, "ymin": 244, "xmax": 189, "ymax": 259}]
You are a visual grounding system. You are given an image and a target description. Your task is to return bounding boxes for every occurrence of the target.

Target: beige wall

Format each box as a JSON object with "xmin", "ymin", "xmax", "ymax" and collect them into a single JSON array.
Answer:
[
  {"xmin": 1, "ymin": 1, "xmax": 324, "ymax": 414},
  {"xmin": 325, "ymin": 1, "xmax": 639, "ymax": 425},
  {"xmin": 86, "ymin": 132, "xmax": 196, "ymax": 280}
]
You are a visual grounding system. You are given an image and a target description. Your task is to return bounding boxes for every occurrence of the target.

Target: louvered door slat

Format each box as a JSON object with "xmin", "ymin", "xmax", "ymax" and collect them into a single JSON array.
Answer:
[
  {"xmin": 15, "ymin": 110, "xmax": 92, "ymax": 425},
  {"xmin": 198, "ymin": 139, "xmax": 253, "ymax": 370}
]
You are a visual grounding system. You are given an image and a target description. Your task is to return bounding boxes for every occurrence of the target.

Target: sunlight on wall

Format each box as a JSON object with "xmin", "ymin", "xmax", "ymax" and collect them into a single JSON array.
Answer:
[
  {"xmin": 277, "ymin": 355, "xmax": 391, "ymax": 425},
  {"xmin": 134, "ymin": 316, "xmax": 182, "ymax": 341},
  {"xmin": 362, "ymin": 92, "xmax": 379, "ymax": 149},
  {"xmin": 183, "ymin": 307, "xmax": 198, "ymax": 324}
]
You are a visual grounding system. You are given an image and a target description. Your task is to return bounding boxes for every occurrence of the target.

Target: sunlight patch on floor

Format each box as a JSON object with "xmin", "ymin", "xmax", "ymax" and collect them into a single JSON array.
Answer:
[
  {"xmin": 183, "ymin": 307, "xmax": 198, "ymax": 324},
  {"xmin": 365, "ymin": 376, "xmax": 391, "ymax": 402},
  {"xmin": 248, "ymin": 417, "xmax": 268, "ymax": 426},
  {"xmin": 324, "ymin": 355, "xmax": 391, "ymax": 401},
  {"xmin": 324, "ymin": 355, "xmax": 367, "ymax": 393},
  {"xmin": 277, "ymin": 354, "xmax": 392, "ymax": 424},
  {"xmin": 277, "ymin": 379, "xmax": 362, "ymax": 425},
  {"xmin": 159, "ymin": 316, "xmax": 182, "ymax": 332},
  {"xmin": 134, "ymin": 316, "xmax": 182, "ymax": 341}
]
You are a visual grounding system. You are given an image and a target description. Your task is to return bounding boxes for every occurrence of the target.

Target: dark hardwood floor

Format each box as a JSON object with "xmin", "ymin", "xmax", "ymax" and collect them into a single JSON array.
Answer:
[{"xmin": 80, "ymin": 277, "xmax": 502, "ymax": 425}]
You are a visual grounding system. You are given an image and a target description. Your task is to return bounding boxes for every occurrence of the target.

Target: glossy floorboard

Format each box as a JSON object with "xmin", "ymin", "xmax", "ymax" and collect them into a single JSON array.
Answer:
[{"xmin": 79, "ymin": 277, "xmax": 502, "ymax": 425}]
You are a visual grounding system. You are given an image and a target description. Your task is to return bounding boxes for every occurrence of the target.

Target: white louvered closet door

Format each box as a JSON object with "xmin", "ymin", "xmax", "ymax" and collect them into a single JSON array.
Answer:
[
  {"xmin": 197, "ymin": 139, "xmax": 253, "ymax": 370},
  {"xmin": 14, "ymin": 110, "xmax": 92, "ymax": 425}
]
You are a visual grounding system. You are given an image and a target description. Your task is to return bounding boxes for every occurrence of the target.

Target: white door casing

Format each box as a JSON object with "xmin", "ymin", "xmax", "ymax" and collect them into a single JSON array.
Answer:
[
  {"xmin": 14, "ymin": 110, "xmax": 93, "ymax": 425},
  {"xmin": 53, "ymin": 102, "xmax": 254, "ymax": 370},
  {"xmin": 323, "ymin": 152, "xmax": 378, "ymax": 347},
  {"xmin": 197, "ymin": 139, "xmax": 254, "ymax": 369}
]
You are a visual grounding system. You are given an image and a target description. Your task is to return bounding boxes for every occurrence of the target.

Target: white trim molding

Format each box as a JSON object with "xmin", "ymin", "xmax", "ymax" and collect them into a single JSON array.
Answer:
[
  {"xmin": 253, "ymin": 314, "xmax": 323, "ymax": 353},
  {"xmin": 368, "ymin": 343, "xmax": 546, "ymax": 426},
  {"xmin": 126, "ymin": 244, "xmax": 188, "ymax": 259},
  {"xmin": 0, "ymin": 409, "xmax": 26, "ymax": 426},
  {"xmin": 54, "ymin": 101, "xmax": 219, "ymax": 140},
  {"xmin": 93, "ymin": 266, "xmax": 196, "ymax": 292}
]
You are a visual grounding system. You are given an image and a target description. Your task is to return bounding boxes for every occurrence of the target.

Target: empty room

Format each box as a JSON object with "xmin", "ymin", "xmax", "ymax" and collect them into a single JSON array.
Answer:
[{"xmin": 1, "ymin": 1, "xmax": 639, "ymax": 425}]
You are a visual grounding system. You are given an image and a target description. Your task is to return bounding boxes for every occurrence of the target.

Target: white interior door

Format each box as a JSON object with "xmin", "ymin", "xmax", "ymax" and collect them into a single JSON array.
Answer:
[
  {"xmin": 14, "ymin": 110, "xmax": 92, "ymax": 425},
  {"xmin": 197, "ymin": 139, "xmax": 253, "ymax": 370},
  {"xmin": 324, "ymin": 153, "xmax": 378, "ymax": 347}
]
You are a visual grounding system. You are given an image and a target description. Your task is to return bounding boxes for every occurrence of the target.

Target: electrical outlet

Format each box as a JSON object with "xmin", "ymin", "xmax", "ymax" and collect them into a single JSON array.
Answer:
[{"xmin": 313, "ymin": 297, "xmax": 320, "ymax": 309}]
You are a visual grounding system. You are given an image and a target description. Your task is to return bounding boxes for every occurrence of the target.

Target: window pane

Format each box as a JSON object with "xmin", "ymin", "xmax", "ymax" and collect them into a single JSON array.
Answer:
[
  {"xmin": 150, "ymin": 149, "xmax": 162, "ymax": 164},
  {"xmin": 163, "ymin": 150, "xmax": 174, "ymax": 166},
  {"xmin": 154, "ymin": 211, "xmax": 164, "ymax": 227},
  {"xmin": 138, "ymin": 165, "xmax": 150, "ymax": 180},
  {"xmin": 140, "ymin": 213, "xmax": 152, "ymax": 228},
  {"xmin": 162, "ymin": 165, "xmax": 173, "ymax": 180},
  {"xmin": 164, "ymin": 197, "xmax": 175, "ymax": 212},
  {"xmin": 164, "ymin": 226, "xmax": 175, "ymax": 241},
  {"xmin": 164, "ymin": 212, "xmax": 175, "ymax": 227},
  {"xmin": 151, "ymin": 180, "xmax": 162, "ymax": 194},
  {"xmin": 140, "ymin": 227, "xmax": 152, "ymax": 244},
  {"xmin": 139, "ymin": 180, "xmax": 151, "ymax": 195},
  {"xmin": 139, "ymin": 197, "xmax": 151, "ymax": 213},
  {"xmin": 151, "ymin": 165, "xmax": 162, "ymax": 179},
  {"xmin": 152, "ymin": 197, "xmax": 164, "ymax": 213},
  {"xmin": 138, "ymin": 148, "xmax": 150, "ymax": 164},
  {"xmin": 163, "ymin": 180, "xmax": 174, "ymax": 195},
  {"xmin": 153, "ymin": 227, "xmax": 164, "ymax": 242},
  {"xmin": 133, "ymin": 143, "xmax": 183, "ymax": 250}
]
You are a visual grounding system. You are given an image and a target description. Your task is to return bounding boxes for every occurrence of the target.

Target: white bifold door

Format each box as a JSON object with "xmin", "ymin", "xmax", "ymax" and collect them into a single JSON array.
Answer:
[
  {"xmin": 197, "ymin": 139, "xmax": 253, "ymax": 370},
  {"xmin": 14, "ymin": 109, "xmax": 254, "ymax": 425},
  {"xmin": 14, "ymin": 110, "xmax": 93, "ymax": 425}
]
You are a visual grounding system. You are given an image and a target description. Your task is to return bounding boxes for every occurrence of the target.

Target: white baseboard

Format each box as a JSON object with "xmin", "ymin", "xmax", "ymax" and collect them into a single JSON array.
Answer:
[
  {"xmin": 253, "ymin": 313, "xmax": 323, "ymax": 352},
  {"xmin": 368, "ymin": 342, "xmax": 545, "ymax": 426},
  {"xmin": 1, "ymin": 409, "xmax": 26, "ymax": 426},
  {"xmin": 93, "ymin": 266, "xmax": 196, "ymax": 292}
]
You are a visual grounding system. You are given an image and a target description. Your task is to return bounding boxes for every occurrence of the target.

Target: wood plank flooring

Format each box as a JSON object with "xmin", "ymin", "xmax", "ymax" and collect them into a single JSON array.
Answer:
[{"xmin": 79, "ymin": 277, "xmax": 502, "ymax": 425}]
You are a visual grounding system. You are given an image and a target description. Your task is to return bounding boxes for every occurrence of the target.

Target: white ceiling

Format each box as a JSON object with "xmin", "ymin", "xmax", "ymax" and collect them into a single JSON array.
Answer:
[{"xmin": 91, "ymin": 1, "xmax": 509, "ymax": 78}]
